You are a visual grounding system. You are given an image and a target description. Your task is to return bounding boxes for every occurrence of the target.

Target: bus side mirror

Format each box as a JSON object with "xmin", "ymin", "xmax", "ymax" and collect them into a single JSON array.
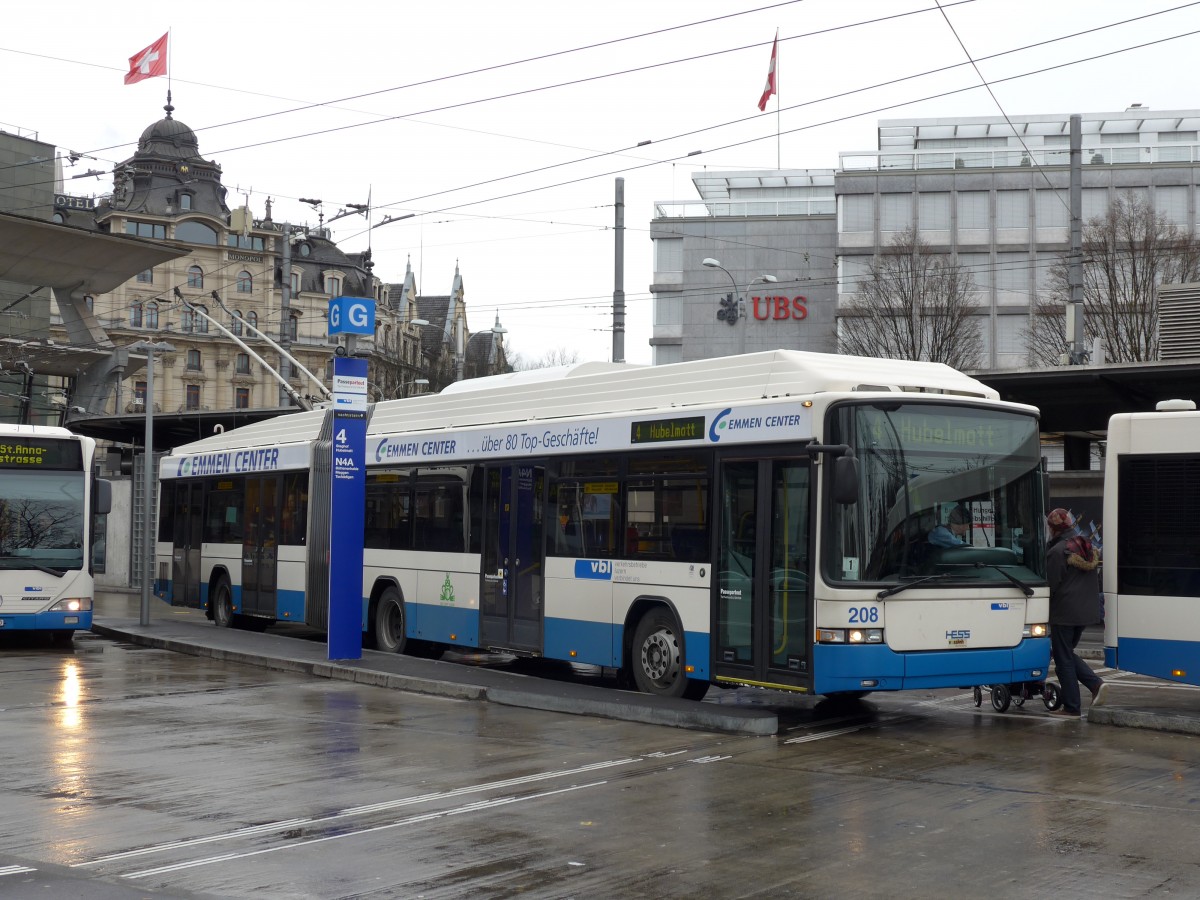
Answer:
[
  {"xmin": 833, "ymin": 455, "xmax": 859, "ymax": 505},
  {"xmin": 95, "ymin": 479, "xmax": 113, "ymax": 516}
]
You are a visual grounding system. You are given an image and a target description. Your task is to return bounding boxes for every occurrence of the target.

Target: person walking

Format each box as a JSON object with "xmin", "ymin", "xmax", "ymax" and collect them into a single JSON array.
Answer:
[{"xmin": 1045, "ymin": 508, "xmax": 1104, "ymax": 718}]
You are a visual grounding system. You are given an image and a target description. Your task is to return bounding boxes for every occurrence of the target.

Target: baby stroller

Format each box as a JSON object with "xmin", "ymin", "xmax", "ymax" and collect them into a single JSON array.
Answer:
[{"xmin": 973, "ymin": 679, "xmax": 1061, "ymax": 713}]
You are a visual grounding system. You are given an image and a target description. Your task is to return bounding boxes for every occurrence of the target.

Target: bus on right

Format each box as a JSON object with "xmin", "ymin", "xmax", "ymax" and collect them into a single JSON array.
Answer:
[{"xmin": 1104, "ymin": 399, "xmax": 1200, "ymax": 685}]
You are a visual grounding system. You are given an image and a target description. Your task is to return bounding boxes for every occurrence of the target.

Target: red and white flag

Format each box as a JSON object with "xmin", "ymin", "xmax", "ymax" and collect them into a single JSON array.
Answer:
[
  {"xmin": 757, "ymin": 31, "xmax": 778, "ymax": 111},
  {"xmin": 124, "ymin": 33, "xmax": 168, "ymax": 85}
]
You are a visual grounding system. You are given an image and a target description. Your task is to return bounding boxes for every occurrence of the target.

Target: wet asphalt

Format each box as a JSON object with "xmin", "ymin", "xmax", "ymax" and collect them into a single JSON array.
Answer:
[{"xmin": 91, "ymin": 589, "xmax": 1200, "ymax": 737}]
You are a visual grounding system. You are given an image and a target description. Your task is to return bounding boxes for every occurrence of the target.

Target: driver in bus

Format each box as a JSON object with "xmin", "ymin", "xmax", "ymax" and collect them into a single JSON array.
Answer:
[{"xmin": 928, "ymin": 505, "xmax": 972, "ymax": 548}]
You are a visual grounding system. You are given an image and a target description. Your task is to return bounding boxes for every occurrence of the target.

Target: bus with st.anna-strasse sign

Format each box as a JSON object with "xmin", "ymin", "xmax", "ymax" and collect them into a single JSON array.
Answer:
[
  {"xmin": 0, "ymin": 425, "xmax": 111, "ymax": 643},
  {"xmin": 153, "ymin": 350, "xmax": 1050, "ymax": 700}
]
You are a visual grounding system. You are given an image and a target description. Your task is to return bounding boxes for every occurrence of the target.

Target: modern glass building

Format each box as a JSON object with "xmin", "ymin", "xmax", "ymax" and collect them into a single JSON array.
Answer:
[{"xmin": 650, "ymin": 108, "xmax": 1200, "ymax": 369}]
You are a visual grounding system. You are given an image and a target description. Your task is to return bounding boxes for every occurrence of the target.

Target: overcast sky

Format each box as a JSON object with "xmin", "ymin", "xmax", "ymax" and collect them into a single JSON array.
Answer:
[{"xmin": 3, "ymin": 1, "xmax": 1198, "ymax": 365}]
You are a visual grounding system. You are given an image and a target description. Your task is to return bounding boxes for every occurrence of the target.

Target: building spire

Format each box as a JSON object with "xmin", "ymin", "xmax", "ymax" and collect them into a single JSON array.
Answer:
[{"xmin": 164, "ymin": 89, "xmax": 174, "ymax": 119}]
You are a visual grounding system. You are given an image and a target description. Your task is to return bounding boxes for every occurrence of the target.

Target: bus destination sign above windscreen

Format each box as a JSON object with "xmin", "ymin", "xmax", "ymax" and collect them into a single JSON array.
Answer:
[
  {"xmin": 0, "ymin": 439, "xmax": 82, "ymax": 470},
  {"xmin": 630, "ymin": 416, "xmax": 705, "ymax": 445}
]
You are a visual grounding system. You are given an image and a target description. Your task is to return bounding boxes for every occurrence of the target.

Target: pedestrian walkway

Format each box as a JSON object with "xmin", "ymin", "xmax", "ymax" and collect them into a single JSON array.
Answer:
[{"xmin": 91, "ymin": 591, "xmax": 1200, "ymax": 737}]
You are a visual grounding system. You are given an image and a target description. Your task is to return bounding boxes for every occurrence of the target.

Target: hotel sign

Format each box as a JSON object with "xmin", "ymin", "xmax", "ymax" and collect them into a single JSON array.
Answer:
[{"xmin": 54, "ymin": 194, "xmax": 94, "ymax": 211}]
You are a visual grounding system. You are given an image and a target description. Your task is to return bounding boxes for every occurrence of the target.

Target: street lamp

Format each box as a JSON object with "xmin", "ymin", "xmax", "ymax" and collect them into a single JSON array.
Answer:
[
  {"xmin": 399, "ymin": 378, "xmax": 429, "ymax": 398},
  {"xmin": 129, "ymin": 340, "xmax": 175, "ymax": 626},
  {"xmin": 702, "ymin": 258, "xmax": 777, "ymax": 354}
]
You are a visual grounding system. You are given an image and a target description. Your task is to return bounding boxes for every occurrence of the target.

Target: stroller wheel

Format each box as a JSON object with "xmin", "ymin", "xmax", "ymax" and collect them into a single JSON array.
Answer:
[
  {"xmin": 1042, "ymin": 682, "xmax": 1062, "ymax": 711},
  {"xmin": 973, "ymin": 686, "xmax": 983, "ymax": 707},
  {"xmin": 991, "ymin": 684, "xmax": 1012, "ymax": 712},
  {"xmin": 1014, "ymin": 692, "xmax": 1027, "ymax": 708}
]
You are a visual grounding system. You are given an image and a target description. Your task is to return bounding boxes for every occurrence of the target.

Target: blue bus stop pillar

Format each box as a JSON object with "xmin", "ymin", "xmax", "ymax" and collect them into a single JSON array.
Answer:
[{"xmin": 327, "ymin": 356, "xmax": 367, "ymax": 660}]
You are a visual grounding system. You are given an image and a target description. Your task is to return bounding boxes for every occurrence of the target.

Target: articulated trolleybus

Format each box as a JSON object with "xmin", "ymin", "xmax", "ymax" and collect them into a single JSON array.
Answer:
[
  {"xmin": 155, "ymin": 350, "xmax": 1049, "ymax": 699},
  {"xmin": 1103, "ymin": 399, "xmax": 1200, "ymax": 686},
  {"xmin": 0, "ymin": 425, "xmax": 110, "ymax": 643}
]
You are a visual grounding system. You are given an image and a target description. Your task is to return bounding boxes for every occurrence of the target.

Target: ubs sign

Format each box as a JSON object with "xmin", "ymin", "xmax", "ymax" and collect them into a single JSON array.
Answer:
[{"xmin": 751, "ymin": 295, "xmax": 807, "ymax": 321}]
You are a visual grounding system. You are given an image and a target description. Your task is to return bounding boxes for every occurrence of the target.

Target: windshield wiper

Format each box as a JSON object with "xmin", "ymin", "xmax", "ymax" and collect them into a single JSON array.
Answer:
[
  {"xmin": 971, "ymin": 562, "xmax": 1034, "ymax": 597},
  {"xmin": 877, "ymin": 572, "xmax": 962, "ymax": 599},
  {"xmin": 0, "ymin": 557, "xmax": 67, "ymax": 577}
]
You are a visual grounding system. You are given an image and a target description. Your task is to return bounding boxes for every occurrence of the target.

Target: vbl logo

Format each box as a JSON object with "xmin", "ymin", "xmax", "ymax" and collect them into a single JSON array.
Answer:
[{"xmin": 574, "ymin": 559, "xmax": 613, "ymax": 580}]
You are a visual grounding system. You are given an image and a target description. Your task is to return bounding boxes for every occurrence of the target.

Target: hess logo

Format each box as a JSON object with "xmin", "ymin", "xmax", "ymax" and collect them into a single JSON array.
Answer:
[{"xmin": 946, "ymin": 629, "xmax": 971, "ymax": 640}]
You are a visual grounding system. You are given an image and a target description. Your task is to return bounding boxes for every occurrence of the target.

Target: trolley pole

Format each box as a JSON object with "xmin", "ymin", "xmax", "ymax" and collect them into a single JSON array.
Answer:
[{"xmin": 130, "ymin": 340, "xmax": 174, "ymax": 626}]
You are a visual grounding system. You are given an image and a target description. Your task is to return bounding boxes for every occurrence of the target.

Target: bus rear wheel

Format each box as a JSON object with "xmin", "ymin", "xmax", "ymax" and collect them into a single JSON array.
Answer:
[
  {"xmin": 372, "ymin": 588, "xmax": 406, "ymax": 654},
  {"xmin": 212, "ymin": 579, "xmax": 234, "ymax": 628},
  {"xmin": 630, "ymin": 608, "xmax": 707, "ymax": 700}
]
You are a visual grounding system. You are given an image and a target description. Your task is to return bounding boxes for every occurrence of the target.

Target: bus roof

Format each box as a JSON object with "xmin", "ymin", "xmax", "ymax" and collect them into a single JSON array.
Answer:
[{"xmin": 170, "ymin": 350, "xmax": 1002, "ymax": 456}]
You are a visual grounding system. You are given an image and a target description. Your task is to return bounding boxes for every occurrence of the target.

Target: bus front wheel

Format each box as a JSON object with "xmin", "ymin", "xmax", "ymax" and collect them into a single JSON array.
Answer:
[
  {"xmin": 630, "ymin": 608, "xmax": 707, "ymax": 700},
  {"xmin": 372, "ymin": 588, "xmax": 406, "ymax": 654},
  {"xmin": 212, "ymin": 579, "xmax": 234, "ymax": 628}
]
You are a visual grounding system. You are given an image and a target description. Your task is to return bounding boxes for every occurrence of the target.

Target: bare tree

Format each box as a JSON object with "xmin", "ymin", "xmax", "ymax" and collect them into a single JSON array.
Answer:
[
  {"xmin": 510, "ymin": 346, "xmax": 582, "ymax": 371},
  {"xmin": 839, "ymin": 228, "xmax": 983, "ymax": 370},
  {"xmin": 1027, "ymin": 194, "xmax": 1200, "ymax": 365}
]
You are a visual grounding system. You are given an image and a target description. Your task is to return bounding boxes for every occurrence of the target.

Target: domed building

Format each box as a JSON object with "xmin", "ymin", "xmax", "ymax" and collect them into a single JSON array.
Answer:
[{"xmin": 70, "ymin": 98, "xmax": 418, "ymax": 423}]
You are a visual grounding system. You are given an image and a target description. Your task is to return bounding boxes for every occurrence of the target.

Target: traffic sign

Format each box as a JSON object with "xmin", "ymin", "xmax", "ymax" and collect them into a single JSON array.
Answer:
[{"xmin": 328, "ymin": 296, "xmax": 376, "ymax": 336}]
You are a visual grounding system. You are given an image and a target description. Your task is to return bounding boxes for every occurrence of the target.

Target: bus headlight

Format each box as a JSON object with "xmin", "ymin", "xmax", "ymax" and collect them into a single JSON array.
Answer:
[
  {"xmin": 48, "ymin": 598, "xmax": 92, "ymax": 613},
  {"xmin": 1023, "ymin": 624, "xmax": 1048, "ymax": 638},
  {"xmin": 849, "ymin": 628, "xmax": 884, "ymax": 644},
  {"xmin": 818, "ymin": 628, "xmax": 883, "ymax": 644}
]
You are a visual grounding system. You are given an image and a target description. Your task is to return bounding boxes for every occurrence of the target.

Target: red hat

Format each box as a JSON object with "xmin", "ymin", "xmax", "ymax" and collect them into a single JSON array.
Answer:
[{"xmin": 1047, "ymin": 508, "xmax": 1074, "ymax": 533}]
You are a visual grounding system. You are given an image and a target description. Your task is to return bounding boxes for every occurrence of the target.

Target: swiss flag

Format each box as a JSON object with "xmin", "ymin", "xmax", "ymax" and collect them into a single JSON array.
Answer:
[
  {"xmin": 757, "ymin": 32, "xmax": 777, "ymax": 112},
  {"xmin": 124, "ymin": 33, "xmax": 168, "ymax": 85}
]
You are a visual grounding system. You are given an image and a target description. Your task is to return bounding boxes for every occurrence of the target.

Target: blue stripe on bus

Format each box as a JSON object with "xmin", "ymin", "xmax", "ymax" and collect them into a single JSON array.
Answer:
[
  {"xmin": 545, "ymin": 617, "xmax": 613, "ymax": 666},
  {"xmin": 542, "ymin": 619, "xmax": 710, "ymax": 679},
  {"xmin": 277, "ymin": 589, "xmax": 305, "ymax": 622},
  {"xmin": 1113, "ymin": 637, "xmax": 1200, "ymax": 686},
  {"xmin": 812, "ymin": 637, "xmax": 1050, "ymax": 694},
  {"xmin": 0, "ymin": 610, "xmax": 93, "ymax": 631},
  {"xmin": 409, "ymin": 601, "xmax": 479, "ymax": 647}
]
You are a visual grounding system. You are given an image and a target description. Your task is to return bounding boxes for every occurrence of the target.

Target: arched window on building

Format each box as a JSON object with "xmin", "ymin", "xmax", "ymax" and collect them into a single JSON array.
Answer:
[
  {"xmin": 176, "ymin": 220, "xmax": 218, "ymax": 245},
  {"xmin": 186, "ymin": 349, "xmax": 202, "ymax": 370},
  {"xmin": 236, "ymin": 352, "xmax": 251, "ymax": 375},
  {"xmin": 146, "ymin": 302, "xmax": 159, "ymax": 329},
  {"xmin": 248, "ymin": 310, "xmax": 258, "ymax": 330},
  {"xmin": 323, "ymin": 272, "xmax": 342, "ymax": 296},
  {"xmin": 193, "ymin": 304, "xmax": 209, "ymax": 334},
  {"xmin": 130, "ymin": 302, "xmax": 143, "ymax": 328},
  {"xmin": 237, "ymin": 271, "xmax": 252, "ymax": 293},
  {"xmin": 231, "ymin": 311, "xmax": 243, "ymax": 336},
  {"xmin": 187, "ymin": 265, "xmax": 204, "ymax": 288}
]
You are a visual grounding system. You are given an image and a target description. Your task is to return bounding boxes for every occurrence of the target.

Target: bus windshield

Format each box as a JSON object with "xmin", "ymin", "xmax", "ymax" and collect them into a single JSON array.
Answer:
[
  {"xmin": 0, "ymin": 470, "xmax": 86, "ymax": 572},
  {"xmin": 826, "ymin": 402, "xmax": 1045, "ymax": 587}
]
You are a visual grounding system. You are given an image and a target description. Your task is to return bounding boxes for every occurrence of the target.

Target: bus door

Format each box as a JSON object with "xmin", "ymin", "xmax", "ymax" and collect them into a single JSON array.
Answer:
[
  {"xmin": 241, "ymin": 475, "xmax": 281, "ymax": 617},
  {"xmin": 714, "ymin": 457, "xmax": 812, "ymax": 690},
  {"xmin": 480, "ymin": 463, "xmax": 545, "ymax": 651},
  {"xmin": 170, "ymin": 481, "xmax": 204, "ymax": 608}
]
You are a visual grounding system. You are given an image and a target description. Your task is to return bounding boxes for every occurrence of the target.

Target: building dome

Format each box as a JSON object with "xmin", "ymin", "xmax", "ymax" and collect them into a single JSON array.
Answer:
[{"xmin": 136, "ymin": 102, "xmax": 199, "ymax": 160}]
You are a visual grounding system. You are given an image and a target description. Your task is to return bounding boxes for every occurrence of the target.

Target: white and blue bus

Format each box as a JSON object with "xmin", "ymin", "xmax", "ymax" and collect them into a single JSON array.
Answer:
[
  {"xmin": 154, "ymin": 350, "xmax": 1050, "ymax": 699},
  {"xmin": 0, "ymin": 425, "xmax": 110, "ymax": 643},
  {"xmin": 1103, "ymin": 399, "xmax": 1200, "ymax": 686}
]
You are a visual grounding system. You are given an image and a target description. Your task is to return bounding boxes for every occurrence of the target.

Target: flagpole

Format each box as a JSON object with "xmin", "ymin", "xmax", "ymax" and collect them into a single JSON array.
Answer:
[{"xmin": 775, "ymin": 29, "xmax": 780, "ymax": 170}]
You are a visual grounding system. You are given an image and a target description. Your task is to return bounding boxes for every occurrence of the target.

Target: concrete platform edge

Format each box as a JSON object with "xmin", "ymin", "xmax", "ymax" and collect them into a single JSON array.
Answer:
[
  {"xmin": 1087, "ymin": 707, "xmax": 1200, "ymax": 735},
  {"xmin": 486, "ymin": 687, "xmax": 778, "ymax": 736},
  {"xmin": 91, "ymin": 621, "xmax": 771, "ymax": 734}
]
